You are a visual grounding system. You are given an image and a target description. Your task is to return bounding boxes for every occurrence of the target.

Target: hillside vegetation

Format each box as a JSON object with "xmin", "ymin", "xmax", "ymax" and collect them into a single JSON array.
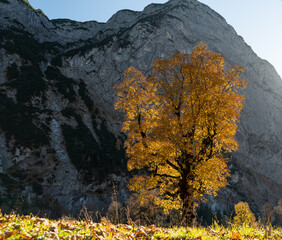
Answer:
[{"xmin": 0, "ymin": 210, "xmax": 281, "ymax": 240}]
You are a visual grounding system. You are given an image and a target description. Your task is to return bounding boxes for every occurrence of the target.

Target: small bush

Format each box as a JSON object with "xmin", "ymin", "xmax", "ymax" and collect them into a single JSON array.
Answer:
[
  {"xmin": 0, "ymin": 92, "xmax": 49, "ymax": 147},
  {"xmin": 45, "ymin": 66, "xmax": 76, "ymax": 102},
  {"xmin": 6, "ymin": 65, "xmax": 47, "ymax": 103},
  {"xmin": 233, "ymin": 202, "xmax": 256, "ymax": 227},
  {"xmin": 6, "ymin": 63, "xmax": 19, "ymax": 81},
  {"xmin": 3, "ymin": 30, "xmax": 46, "ymax": 64},
  {"xmin": 0, "ymin": 0, "xmax": 10, "ymax": 4},
  {"xmin": 61, "ymin": 107, "xmax": 77, "ymax": 118}
]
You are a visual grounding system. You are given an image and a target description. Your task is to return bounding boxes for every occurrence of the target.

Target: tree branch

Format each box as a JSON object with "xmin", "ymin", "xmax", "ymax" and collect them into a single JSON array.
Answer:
[
  {"xmin": 155, "ymin": 173, "xmax": 180, "ymax": 179},
  {"xmin": 166, "ymin": 159, "xmax": 181, "ymax": 172}
]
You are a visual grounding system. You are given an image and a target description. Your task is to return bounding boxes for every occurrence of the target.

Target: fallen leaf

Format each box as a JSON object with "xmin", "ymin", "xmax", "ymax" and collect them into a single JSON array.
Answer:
[
  {"xmin": 92, "ymin": 232, "xmax": 100, "ymax": 239},
  {"xmin": 13, "ymin": 224, "xmax": 21, "ymax": 230},
  {"xmin": 231, "ymin": 231, "xmax": 242, "ymax": 240},
  {"xmin": 135, "ymin": 228, "xmax": 148, "ymax": 239},
  {"xmin": 96, "ymin": 230, "xmax": 106, "ymax": 238},
  {"xmin": 47, "ymin": 232, "xmax": 58, "ymax": 239},
  {"xmin": 84, "ymin": 234, "xmax": 94, "ymax": 240},
  {"xmin": 20, "ymin": 233, "xmax": 33, "ymax": 239},
  {"xmin": 58, "ymin": 222, "xmax": 69, "ymax": 230},
  {"xmin": 147, "ymin": 225, "xmax": 158, "ymax": 234},
  {"xmin": 123, "ymin": 224, "xmax": 133, "ymax": 230},
  {"xmin": 34, "ymin": 218, "xmax": 47, "ymax": 225},
  {"xmin": 48, "ymin": 226, "xmax": 57, "ymax": 232},
  {"xmin": 71, "ymin": 234, "xmax": 83, "ymax": 240},
  {"xmin": 0, "ymin": 231, "xmax": 17, "ymax": 240}
]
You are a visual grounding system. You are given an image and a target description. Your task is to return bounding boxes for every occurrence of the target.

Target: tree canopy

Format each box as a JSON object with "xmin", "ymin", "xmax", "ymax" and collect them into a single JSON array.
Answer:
[
  {"xmin": 114, "ymin": 43, "xmax": 246, "ymax": 225},
  {"xmin": 234, "ymin": 202, "xmax": 256, "ymax": 227}
]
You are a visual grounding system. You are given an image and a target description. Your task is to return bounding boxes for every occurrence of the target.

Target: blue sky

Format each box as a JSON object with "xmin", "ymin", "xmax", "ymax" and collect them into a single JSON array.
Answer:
[{"xmin": 28, "ymin": 0, "xmax": 282, "ymax": 78}]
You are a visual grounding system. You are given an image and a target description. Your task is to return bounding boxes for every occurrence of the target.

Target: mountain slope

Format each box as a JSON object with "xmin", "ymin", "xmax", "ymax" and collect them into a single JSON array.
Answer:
[{"xmin": 0, "ymin": 0, "xmax": 281, "ymax": 216}]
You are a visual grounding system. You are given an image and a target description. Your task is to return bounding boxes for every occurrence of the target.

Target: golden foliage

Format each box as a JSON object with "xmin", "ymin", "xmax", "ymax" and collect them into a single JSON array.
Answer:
[
  {"xmin": 114, "ymin": 43, "xmax": 246, "ymax": 220},
  {"xmin": 233, "ymin": 202, "xmax": 256, "ymax": 227}
]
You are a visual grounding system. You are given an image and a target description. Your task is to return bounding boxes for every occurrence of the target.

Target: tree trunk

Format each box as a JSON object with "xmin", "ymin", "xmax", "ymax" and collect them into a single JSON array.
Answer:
[
  {"xmin": 180, "ymin": 193, "xmax": 196, "ymax": 226},
  {"xmin": 179, "ymin": 172, "xmax": 196, "ymax": 226}
]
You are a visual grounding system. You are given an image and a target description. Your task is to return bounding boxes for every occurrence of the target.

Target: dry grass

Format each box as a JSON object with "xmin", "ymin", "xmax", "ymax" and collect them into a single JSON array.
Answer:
[{"xmin": 0, "ymin": 211, "xmax": 281, "ymax": 239}]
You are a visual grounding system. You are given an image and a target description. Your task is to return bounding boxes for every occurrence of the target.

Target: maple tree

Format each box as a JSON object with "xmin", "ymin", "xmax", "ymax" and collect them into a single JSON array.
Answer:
[
  {"xmin": 114, "ymin": 43, "xmax": 246, "ymax": 226},
  {"xmin": 233, "ymin": 202, "xmax": 256, "ymax": 227}
]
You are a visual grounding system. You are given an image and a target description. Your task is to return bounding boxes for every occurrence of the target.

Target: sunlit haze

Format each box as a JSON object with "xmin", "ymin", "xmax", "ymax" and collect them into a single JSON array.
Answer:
[{"xmin": 28, "ymin": 0, "xmax": 282, "ymax": 78}]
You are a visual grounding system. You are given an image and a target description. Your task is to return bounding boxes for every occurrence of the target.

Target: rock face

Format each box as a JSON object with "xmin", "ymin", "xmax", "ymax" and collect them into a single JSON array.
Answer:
[{"xmin": 0, "ymin": 0, "xmax": 281, "ymax": 217}]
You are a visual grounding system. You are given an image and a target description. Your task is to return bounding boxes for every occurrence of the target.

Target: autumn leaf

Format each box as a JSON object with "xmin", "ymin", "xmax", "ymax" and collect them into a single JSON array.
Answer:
[
  {"xmin": 231, "ymin": 231, "xmax": 242, "ymax": 240},
  {"xmin": 0, "ymin": 231, "xmax": 17, "ymax": 240},
  {"xmin": 135, "ymin": 228, "xmax": 148, "ymax": 239},
  {"xmin": 20, "ymin": 233, "xmax": 33, "ymax": 239}
]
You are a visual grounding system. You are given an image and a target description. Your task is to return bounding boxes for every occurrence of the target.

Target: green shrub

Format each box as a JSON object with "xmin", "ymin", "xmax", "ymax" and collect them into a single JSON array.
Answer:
[
  {"xmin": 61, "ymin": 107, "xmax": 77, "ymax": 118},
  {"xmin": 1, "ymin": 29, "xmax": 60, "ymax": 63},
  {"xmin": 50, "ymin": 55, "xmax": 63, "ymax": 67},
  {"xmin": 61, "ymin": 110, "xmax": 125, "ymax": 182},
  {"xmin": 62, "ymin": 115, "xmax": 100, "ymax": 182},
  {"xmin": 0, "ymin": 92, "xmax": 49, "ymax": 147},
  {"xmin": 41, "ymin": 41, "xmax": 62, "ymax": 55},
  {"xmin": 31, "ymin": 181, "xmax": 43, "ymax": 195},
  {"xmin": 51, "ymin": 18, "xmax": 78, "ymax": 26},
  {"xmin": 6, "ymin": 65, "xmax": 47, "ymax": 103},
  {"xmin": 3, "ymin": 30, "xmax": 46, "ymax": 64},
  {"xmin": 0, "ymin": 0, "xmax": 10, "ymax": 4},
  {"xmin": 6, "ymin": 63, "xmax": 19, "ymax": 81},
  {"xmin": 45, "ymin": 66, "xmax": 76, "ymax": 102}
]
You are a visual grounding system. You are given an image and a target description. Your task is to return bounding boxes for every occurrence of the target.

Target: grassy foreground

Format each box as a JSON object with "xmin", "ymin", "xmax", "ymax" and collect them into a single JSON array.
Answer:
[{"xmin": 0, "ymin": 212, "xmax": 281, "ymax": 239}]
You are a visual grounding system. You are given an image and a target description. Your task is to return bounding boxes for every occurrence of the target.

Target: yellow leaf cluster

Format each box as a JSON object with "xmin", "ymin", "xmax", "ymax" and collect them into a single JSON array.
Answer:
[{"xmin": 233, "ymin": 202, "xmax": 256, "ymax": 227}]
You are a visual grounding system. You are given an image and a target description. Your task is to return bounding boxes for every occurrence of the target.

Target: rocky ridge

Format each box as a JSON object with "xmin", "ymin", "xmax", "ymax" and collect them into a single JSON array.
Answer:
[{"xmin": 0, "ymin": 0, "xmax": 281, "ymax": 217}]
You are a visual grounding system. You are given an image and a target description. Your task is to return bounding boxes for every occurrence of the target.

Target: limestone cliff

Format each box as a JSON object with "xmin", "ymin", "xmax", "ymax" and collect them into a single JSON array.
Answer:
[{"xmin": 0, "ymin": 0, "xmax": 281, "ymax": 217}]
